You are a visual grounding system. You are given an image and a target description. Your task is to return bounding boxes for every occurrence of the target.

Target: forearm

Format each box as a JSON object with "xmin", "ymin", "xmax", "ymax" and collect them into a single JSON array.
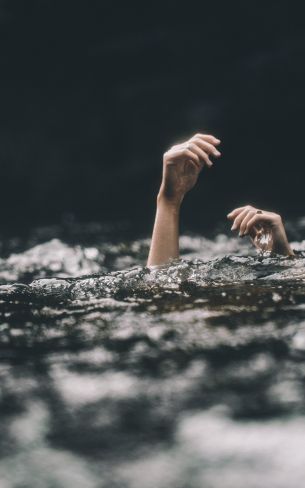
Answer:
[
  {"xmin": 147, "ymin": 197, "xmax": 181, "ymax": 266},
  {"xmin": 272, "ymin": 226, "xmax": 294, "ymax": 256},
  {"xmin": 147, "ymin": 132, "xmax": 220, "ymax": 266}
]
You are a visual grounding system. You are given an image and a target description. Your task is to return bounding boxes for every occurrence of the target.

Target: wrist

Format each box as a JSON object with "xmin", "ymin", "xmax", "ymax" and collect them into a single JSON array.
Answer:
[
  {"xmin": 157, "ymin": 196, "xmax": 182, "ymax": 212},
  {"xmin": 157, "ymin": 189, "xmax": 184, "ymax": 210},
  {"xmin": 272, "ymin": 225, "xmax": 294, "ymax": 256}
]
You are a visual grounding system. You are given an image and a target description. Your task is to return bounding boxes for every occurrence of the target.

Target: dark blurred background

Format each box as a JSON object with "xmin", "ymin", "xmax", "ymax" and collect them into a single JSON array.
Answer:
[{"xmin": 0, "ymin": 0, "xmax": 305, "ymax": 233}]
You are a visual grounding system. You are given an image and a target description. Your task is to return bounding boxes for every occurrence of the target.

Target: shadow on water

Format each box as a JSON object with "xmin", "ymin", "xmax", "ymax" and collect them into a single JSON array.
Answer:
[{"xmin": 1, "ymin": 222, "xmax": 305, "ymax": 487}]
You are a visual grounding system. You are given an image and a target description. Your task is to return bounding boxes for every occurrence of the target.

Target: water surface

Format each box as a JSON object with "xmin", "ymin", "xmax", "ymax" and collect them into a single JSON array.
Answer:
[{"xmin": 1, "ymin": 221, "xmax": 305, "ymax": 487}]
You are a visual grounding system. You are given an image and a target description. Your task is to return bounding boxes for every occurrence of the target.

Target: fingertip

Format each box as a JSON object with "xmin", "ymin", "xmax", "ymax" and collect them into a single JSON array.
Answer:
[{"xmin": 205, "ymin": 158, "xmax": 213, "ymax": 168}]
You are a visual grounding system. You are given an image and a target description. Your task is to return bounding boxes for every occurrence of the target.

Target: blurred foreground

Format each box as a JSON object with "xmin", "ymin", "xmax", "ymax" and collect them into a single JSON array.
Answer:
[{"xmin": 1, "ymin": 220, "xmax": 305, "ymax": 487}]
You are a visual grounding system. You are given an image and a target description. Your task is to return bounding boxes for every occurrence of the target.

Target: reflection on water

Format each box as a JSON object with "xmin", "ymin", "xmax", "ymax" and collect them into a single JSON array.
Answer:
[{"xmin": 1, "ymin": 222, "xmax": 305, "ymax": 487}]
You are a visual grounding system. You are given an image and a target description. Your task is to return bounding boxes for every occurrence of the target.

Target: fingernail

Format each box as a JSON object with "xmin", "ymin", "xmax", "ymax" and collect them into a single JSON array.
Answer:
[
  {"xmin": 231, "ymin": 225, "xmax": 236, "ymax": 230},
  {"xmin": 214, "ymin": 150, "xmax": 221, "ymax": 156}
]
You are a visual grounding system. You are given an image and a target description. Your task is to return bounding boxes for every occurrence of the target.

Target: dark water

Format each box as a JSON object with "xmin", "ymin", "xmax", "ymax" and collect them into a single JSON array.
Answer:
[{"xmin": 1, "ymin": 221, "xmax": 305, "ymax": 487}]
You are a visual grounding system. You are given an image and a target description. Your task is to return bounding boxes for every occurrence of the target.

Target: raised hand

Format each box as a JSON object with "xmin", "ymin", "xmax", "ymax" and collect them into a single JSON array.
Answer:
[
  {"xmin": 147, "ymin": 132, "xmax": 221, "ymax": 266},
  {"xmin": 158, "ymin": 133, "xmax": 221, "ymax": 206},
  {"xmin": 227, "ymin": 205, "xmax": 294, "ymax": 256}
]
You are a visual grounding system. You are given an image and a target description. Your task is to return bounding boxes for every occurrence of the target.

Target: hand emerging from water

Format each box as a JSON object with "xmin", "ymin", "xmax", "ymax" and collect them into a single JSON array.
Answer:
[
  {"xmin": 147, "ymin": 132, "xmax": 221, "ymax": 266},
  {"xmin": 227, "ymin": 205, "xmax": 294, "ymax": 256},
  {"xmin": 158, "ymin": 133, "xmax": 221, "ymax": 206}
]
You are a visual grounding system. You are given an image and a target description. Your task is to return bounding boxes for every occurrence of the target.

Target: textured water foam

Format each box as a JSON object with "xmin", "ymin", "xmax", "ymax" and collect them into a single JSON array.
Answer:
[{"xmin": 1, "ymin": 223, "xmax": 305, "ymax": 487}]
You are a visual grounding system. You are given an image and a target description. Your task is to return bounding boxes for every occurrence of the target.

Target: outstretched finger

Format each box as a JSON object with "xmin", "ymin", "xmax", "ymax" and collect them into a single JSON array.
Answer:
[
  {"xmin": 188, "ymin": 143, "xmax": 213, "ymax": 168},
  {"xmin": 191, "ymin": 137, "xmax": 221, "ymax": 158},
  {"xmin": 164, "ymin": 146, "xmax": 202, "ymax": 167},
  {"xmin": 182, "ymin": 149, "xmax": 202, "ymax": 169},
  {"xmin": 227, "ymin": 206, "xmax": 249, "ymax": 220},
  {"xmin": 239, "ymin": 210, "xmax": 257, "ymax": 236},
  {"xmin": 231, "ymin": 208, "xmax": 252, "ymax": 230},
  {"xmin": 193, "ymin": 133, "xmax": 221, "ymax": 146}
]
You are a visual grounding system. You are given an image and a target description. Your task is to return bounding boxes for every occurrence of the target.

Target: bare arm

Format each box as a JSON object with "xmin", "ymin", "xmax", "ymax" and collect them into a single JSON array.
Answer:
[
  {"xmin": 227, "ymin": 205, "xmax": 294, "ymax": 256},
  {"xmin": 147, "ymin": 133, "xmax": 221, "ymax": 266},
  {"xmin": 147, "ymin": 199, "xmax": 180, "ymax": 266}
]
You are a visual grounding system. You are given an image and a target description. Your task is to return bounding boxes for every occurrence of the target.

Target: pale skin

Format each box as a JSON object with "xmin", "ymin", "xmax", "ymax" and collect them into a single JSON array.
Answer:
[
  {"xmin": 227, "ymin": 206, "xmax": 294, "ymax": 256},
  {"xmin": 147, "ymin": 134, "xmax": 294, "ymax": 267}
]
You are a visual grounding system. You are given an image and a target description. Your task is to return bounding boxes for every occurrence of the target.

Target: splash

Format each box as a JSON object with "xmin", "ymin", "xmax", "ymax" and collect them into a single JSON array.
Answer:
[
  {"xmin": 0, "ymin": 238, "xmax": 304, "ymax": 310},
  {"xmin": 1, "ymin": 223, "xmax": 305, "ymax": 488}
]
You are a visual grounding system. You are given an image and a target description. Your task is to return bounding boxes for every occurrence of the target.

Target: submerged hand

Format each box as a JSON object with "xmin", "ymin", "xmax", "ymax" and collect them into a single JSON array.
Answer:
[
  {"xmin": 227, "ymin": 205, "xmax": 294, "ymax": 256},
  {"xmin": 158, "ymin": 133, "xmax": 221, "ymax": 206}
]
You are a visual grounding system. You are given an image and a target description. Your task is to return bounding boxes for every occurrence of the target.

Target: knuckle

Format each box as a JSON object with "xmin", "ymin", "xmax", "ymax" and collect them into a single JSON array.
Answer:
[
  {"xmin": 191, "ymin": 137, "xmax": 200, "ymax": 144},
  {"xmin": 164, "ymin": 148, "xmax": 174, "ymax": 156}
]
